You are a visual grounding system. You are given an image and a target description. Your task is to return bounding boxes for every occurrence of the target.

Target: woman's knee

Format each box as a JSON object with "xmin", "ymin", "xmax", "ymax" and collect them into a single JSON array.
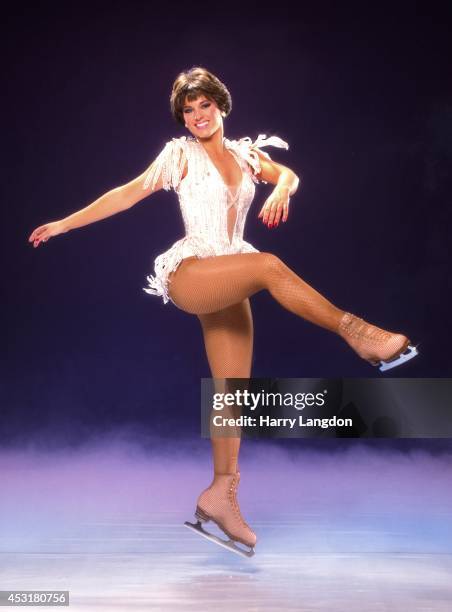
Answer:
[{"xmin": 259, "ymin": 252, "xmax": 287, "ymax": 278}]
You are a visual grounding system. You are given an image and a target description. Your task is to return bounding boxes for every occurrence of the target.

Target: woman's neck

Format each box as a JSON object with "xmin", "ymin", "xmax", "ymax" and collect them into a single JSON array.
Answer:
[{"xmin": 196, "ymin": 126, "xmax": 225, "ymax": 157}]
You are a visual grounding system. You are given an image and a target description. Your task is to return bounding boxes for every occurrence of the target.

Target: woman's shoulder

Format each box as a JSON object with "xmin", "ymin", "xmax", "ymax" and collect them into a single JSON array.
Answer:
[
  {"xmin": 225, "ymin": 134, "xmax": 289, "ymax": 183},
  {"xmin": 165, "ymin": 135, "xmax": 197, "ymax": 148},
  {"xmin": 144, "ymin": 136, "xmax": 193, "ymax": 192},
  {"xmin": 226, "ymin": 134, "xmax": 289, "ymax": 152},
  {"xmin": 153, "ymin": 135, "xmax": 194, "ymax": 156}
]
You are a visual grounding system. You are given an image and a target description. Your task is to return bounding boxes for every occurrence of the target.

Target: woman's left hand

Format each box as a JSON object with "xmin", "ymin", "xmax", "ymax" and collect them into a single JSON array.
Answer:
[{"xmin": 257, "ymin": 185, "xmax": 290, "ymax": 228}]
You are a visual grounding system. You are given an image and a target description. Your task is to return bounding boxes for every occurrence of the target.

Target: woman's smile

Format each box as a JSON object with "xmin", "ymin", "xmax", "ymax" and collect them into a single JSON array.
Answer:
[{"xmin": 183, "ymin": 95, "xmax": 222, "ymax": 139}]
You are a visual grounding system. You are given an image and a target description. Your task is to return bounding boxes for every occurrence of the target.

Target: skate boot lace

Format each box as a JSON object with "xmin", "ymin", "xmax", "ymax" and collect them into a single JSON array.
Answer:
[
  {"xmin": 340, "ymin": 313, "xmax": 392, "ymax": 345},
  {"xmin": 228, "ymin": 477, "xmax": 250, "ymax": 529}
]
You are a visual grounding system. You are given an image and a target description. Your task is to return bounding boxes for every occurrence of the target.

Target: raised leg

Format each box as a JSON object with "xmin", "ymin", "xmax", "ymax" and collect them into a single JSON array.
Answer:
[
  {"xmin": 169, "ymin": 252, "xmax": 344, "ymax": 330},
  {"xmin": 168, "ymin": 252, "xmax": 416, "ymax": 369}
]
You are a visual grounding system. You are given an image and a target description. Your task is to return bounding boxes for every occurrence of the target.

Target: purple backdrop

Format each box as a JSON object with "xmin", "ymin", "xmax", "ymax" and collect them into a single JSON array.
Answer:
[{"xmin": 3, "ymin": 4, "xmax": 451, "ymax": 448}]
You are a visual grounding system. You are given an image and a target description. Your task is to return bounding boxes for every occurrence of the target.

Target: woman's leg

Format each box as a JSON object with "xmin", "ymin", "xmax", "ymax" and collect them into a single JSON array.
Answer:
[
  {"xmin": 197, "ymin": 298, "xmax": 253, "ymax": 475},
  {"xmin": 193, "ymin": 298, "xmax": 257, "ymax": 549},
  {"xmin": 169, "ymin": 253, "xmax": 412, "ymax": 366},
  {"xmin": 169, "ymin": 252, "xmax": 343, "ymax": 329}
]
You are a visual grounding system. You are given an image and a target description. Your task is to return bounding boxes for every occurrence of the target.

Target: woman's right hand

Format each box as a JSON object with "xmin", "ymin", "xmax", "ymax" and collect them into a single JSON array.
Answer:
[{"xmin": 28, "ymin": 220, "xmax": 68, "ymax": 248}]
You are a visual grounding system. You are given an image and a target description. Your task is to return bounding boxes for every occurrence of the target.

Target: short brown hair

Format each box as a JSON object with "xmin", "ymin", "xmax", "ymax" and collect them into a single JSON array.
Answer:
[{"xmin": 170, "ymin": 66, "xmax": 232, "ymax": 126}]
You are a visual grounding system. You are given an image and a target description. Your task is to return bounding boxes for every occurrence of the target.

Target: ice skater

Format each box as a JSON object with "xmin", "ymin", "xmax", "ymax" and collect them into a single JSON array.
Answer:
[{"xmin": 28, "ymin": 66, "xmax": 418, "ymax": 558}]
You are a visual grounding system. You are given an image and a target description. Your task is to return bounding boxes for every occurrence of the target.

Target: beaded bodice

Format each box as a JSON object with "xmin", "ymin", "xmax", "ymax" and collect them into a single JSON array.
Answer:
[{"xmin": 142, "ymin": 134, "xmax": 289, "ymax": 252}]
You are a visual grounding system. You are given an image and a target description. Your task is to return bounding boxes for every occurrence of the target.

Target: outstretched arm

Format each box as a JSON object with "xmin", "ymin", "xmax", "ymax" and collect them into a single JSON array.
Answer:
[
  {"xmin": 28, "ymin": 160, "xmax": 169, "ymax": 248},
  {"xmin": 253, "ymin": 148, "xmax": 300, "ymax": 227}
]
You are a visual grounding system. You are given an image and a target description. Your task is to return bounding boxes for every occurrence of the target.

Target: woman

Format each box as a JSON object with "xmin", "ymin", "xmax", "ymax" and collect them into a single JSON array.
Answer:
[{"xmin": 28, "ymin": 66, "xmax": 418, "ymax": 558}]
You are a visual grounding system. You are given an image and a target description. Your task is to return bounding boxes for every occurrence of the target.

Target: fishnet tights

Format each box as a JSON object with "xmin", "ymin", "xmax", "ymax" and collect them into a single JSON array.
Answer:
[
  {"xmin": 167, "ymin": 252, "xmax": 345, "ymax": 475},
  {"xmin": 168, "ymin": 253, "xmax": 344, "ymax": 329}
]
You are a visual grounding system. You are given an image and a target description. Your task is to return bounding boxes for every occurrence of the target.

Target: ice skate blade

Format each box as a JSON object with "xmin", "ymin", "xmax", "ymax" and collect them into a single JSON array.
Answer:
[
  {"xmin": 378, "ymin": 344, "xmax": 419, "ymax": 372},
  {"xmin": 184, "ymin": 520, "xmax": 255, "ymax": 558}
]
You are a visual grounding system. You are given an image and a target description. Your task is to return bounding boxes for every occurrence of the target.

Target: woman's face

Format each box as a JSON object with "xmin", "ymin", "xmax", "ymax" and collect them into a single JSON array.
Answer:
[{"xmin": 182, "ymin": 94, "xmax": 223, "ymax": 140}]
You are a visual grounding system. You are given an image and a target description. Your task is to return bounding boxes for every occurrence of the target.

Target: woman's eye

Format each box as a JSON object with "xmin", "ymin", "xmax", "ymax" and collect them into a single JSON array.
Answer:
[{"xmin": 183, "ymin": 102, "xmax": 210, "ymax": 114}]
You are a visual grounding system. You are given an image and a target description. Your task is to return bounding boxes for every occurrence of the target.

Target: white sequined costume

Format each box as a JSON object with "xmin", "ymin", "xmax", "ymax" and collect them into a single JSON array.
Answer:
[{"xmin": 142, "ymin": 134, "xmax": 289, "ymax": 305}]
